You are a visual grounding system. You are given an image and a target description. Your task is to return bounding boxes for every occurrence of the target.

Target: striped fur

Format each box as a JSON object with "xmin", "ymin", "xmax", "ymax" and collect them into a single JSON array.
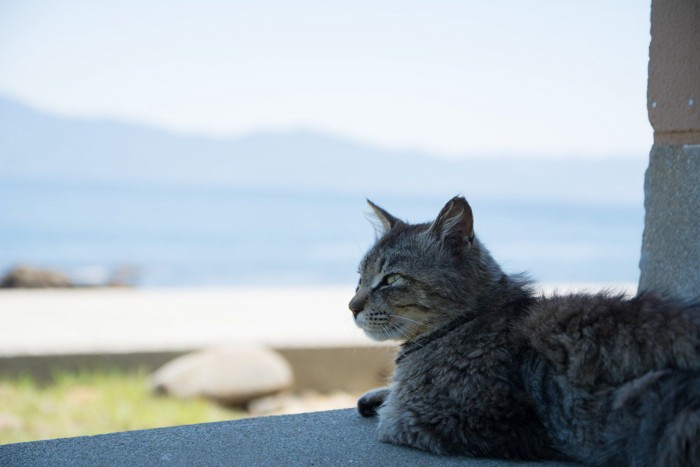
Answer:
[{"xmin": 351, "ymin": 197, "xmax": 700, "ymax": 465}]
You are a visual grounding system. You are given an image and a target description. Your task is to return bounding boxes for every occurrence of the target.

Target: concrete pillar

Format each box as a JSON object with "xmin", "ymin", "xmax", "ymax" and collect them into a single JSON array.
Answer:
[{"xmin": 639, "ymin": 0, "xmax": 700, "ymax": 300}]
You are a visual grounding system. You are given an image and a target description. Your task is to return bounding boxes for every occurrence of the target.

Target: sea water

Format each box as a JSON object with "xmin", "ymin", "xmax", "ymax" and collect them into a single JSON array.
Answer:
[{"xmin": 0, "ymin": 179, "xmax": 643, "ymax": 287}]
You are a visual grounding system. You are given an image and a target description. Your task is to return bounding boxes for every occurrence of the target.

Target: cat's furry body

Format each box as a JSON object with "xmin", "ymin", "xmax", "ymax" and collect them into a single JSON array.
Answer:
[{"xmin": 349, "ymin": 197, "xmax": 700, "ymax": 465}]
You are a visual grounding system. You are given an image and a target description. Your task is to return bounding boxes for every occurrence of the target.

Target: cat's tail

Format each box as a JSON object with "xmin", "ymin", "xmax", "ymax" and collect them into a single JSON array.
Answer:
[{"xmin": 608, "ymin": 369, "xmax": 700, "ymax": 467}]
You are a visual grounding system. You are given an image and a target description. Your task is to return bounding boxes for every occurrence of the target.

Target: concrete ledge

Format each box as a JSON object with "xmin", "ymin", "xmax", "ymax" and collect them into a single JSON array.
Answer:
[
  {"xmin": 0, "ymin": 345, "xmax": 397, "ymax": 393},
  {"xmin": 0, "ymin": 409, "xmax": 577, "ymax": 466}
]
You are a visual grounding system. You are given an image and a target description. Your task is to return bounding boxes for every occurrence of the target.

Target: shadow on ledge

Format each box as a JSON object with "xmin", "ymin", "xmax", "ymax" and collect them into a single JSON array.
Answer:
[{"xmin": 0, "ymin": 408, "xmax": 580, "ymax": 466}]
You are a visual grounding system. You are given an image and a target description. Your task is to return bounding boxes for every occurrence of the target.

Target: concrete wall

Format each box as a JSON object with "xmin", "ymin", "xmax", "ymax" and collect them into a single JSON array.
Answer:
[
  {"xmin": 0, "ymin": 346, "xmax": 396, "ymax": 393},
  {"xmin": 639, "ymin": 0, "xmax": 700, "ymax": 300}
]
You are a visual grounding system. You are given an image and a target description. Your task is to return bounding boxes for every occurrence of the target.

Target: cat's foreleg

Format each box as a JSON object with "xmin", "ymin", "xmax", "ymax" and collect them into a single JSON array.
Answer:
[{"xmin": 358, "ymin": 386, "xmax": 391, "ymax": 417}]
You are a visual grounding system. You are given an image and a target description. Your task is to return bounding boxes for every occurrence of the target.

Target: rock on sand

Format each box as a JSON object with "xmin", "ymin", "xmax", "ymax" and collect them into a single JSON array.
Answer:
[
  {"xmin": 150, "ymin": 347, "xmax": 293, "ymax": 406},
  {"xmin": 0, "ymin": 265, "xmax": 71, "ymax": 288}
]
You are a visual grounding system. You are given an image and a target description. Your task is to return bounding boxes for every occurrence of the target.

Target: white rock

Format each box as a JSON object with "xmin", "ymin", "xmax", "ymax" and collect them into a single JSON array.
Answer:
[{"xmin": 150, "ymin": 347, "xmax": 293, "ymax": 406}]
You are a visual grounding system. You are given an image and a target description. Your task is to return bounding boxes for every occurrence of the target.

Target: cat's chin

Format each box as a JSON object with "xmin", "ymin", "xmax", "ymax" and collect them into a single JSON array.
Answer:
[{"xmin": 362, "ymin": 328, "xmax": 406, "ymax": 342}]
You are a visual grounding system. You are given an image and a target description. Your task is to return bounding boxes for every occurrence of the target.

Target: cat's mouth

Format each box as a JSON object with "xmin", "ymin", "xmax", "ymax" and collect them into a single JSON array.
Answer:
[{"xmin": 355, "ymin": 310, "xmax": 421, "ymax": 342}]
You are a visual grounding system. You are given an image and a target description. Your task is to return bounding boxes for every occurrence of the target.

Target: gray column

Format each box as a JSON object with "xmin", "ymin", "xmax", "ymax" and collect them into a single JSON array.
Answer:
[
  {"xmin": 639, "ymin": 0, "xmax": 700, "ymax": 300},
  {"xmin": 640, "ymin": 145, "xmax": 700, "ymax": 299}
]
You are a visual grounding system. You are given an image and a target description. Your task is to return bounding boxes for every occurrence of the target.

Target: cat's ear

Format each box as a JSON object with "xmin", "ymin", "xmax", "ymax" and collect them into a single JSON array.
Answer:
[
  {"xmin": 367, "ymin": 199, "xmax": 402, "ymax": 235},
  {"xmin": 429, "ymin": 196, "xmax": 474, "ymax": 254}
]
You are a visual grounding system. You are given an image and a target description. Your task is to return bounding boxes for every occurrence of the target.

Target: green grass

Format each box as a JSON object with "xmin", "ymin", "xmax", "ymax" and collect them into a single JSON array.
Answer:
[{"xmin": 0, "ymin": 369, "xmax": 244, "ymax": 445}]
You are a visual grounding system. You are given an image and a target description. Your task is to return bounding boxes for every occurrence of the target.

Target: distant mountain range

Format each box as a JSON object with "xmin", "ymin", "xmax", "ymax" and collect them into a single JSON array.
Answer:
[
  {"xmin": 0, "ymin": 95, "xmax": 647, "ymax": 204},
  {"xmin": 0, "ymin": 96, "xmax": 650, "ymax": 286}
]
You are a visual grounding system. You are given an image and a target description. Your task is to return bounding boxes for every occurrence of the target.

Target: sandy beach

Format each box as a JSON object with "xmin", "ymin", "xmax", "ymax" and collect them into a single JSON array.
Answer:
[
  {"xmin": 0, "ymin": 283, "xmax": 637, "ymax": 357},
  {"xmin": 0, "ymin": 286, "xmax": 365, "ymax": 356}
]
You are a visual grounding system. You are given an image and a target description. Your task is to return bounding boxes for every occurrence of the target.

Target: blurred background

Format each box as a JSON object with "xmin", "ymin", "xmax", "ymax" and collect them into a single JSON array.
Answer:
[
  {"xmin": 0, "ymin": 0, "xmax": 652, "ymax": 445},
  {"xmin": 0, "ymin": 0, "xmax": 651, "ymax": 288}
]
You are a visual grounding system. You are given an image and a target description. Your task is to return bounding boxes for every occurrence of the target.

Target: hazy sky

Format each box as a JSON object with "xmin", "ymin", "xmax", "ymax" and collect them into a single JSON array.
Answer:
[{"xmin": 0, "ymin": 1, "xmax": 651, "ymax": 157}]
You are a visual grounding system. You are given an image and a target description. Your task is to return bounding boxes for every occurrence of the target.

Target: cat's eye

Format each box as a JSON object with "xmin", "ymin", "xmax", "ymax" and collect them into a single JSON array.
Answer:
[
  {"xmin": 386, "ymin": 274, "xmax": 400, "ymax": 285},
  {"xmin": 381, "ymin": 273, "xmax": 401, "ymax": 287}
]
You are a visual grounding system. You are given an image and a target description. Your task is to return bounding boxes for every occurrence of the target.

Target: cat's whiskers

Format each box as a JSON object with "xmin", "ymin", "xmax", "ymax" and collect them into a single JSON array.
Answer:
[
  {"xmin": 386, "ymin": 320, "xmax": 414, "ymax": 342},
  {"xmin": 390, "ymin": 314, "xmax": 423, "ymax": 325},
  {"xmin": 378, "ymin": 323, "xmax": 397, "ymax": 341},
  {"xmin": 378, "ymin": 320, "xmax": 394, "ymax": 338}
]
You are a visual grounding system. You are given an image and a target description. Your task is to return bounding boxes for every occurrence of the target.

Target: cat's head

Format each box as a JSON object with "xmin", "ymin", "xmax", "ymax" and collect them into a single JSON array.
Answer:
[{"xmin": 349, "ymin": 196, "xmax": 496, "ymax": 342}]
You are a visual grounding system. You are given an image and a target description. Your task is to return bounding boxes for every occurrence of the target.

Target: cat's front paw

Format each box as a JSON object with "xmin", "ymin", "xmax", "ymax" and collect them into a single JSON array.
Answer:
[{"xmin": 358, "ymin": 386, "xmax": 391, "ymax": 417}]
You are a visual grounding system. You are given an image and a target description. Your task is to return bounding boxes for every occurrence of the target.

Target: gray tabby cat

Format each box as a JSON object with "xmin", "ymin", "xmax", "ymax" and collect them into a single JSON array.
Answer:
[{"xmin": 349, "ymin": 196, "xmax": 700, "ymax": 466}]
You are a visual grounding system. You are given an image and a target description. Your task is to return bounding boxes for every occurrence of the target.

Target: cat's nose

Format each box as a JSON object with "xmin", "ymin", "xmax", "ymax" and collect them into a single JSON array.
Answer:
[{"xmin": 348, "ymin": 296, "xmax": 364, "ymax": 317}]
